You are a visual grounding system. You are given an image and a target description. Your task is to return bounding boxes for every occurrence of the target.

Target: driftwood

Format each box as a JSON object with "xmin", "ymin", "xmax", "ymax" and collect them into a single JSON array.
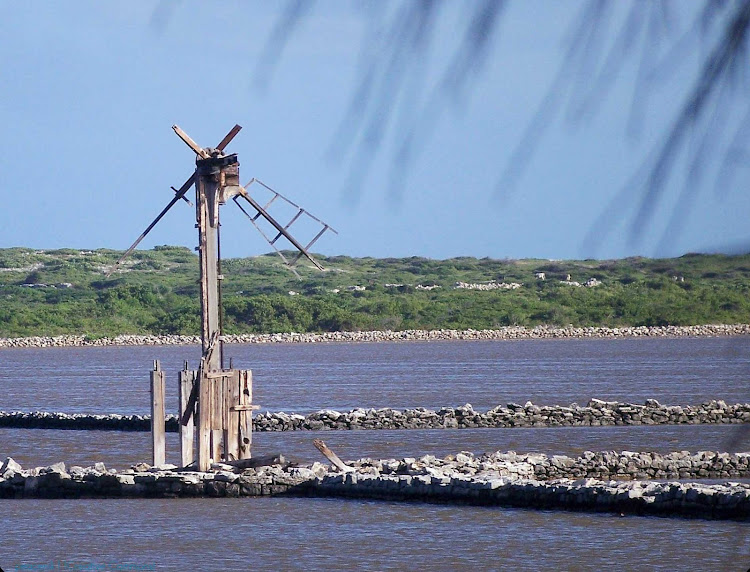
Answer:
[
  {"xmin": 313, "ymin": 439, "xmax": 353, "ymax": 472},
  {"xmin": 220, "ymin": 454, "xmax": 287, "ymax": 470}
]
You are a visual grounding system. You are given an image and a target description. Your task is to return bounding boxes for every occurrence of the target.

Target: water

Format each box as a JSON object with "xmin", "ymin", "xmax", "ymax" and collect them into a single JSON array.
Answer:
[
  {"xmin": 1, "ymin": 336, "xmax": 749, "ymax": 570},
  {"xmin": 1, "ymin": 497, "xmax": 748, "ymax": 571},
  {"xmin": 2, "ymin": 337, "xmax": 749, "ymax": 414}
]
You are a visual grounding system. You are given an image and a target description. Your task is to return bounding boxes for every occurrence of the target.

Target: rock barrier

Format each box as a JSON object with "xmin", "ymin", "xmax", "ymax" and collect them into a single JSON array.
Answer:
[
  {"xmin": 254, "ymin": 399, "xmax": 750, "ymax": 431},
  {"xmin": 1, "ymin": 324, "xmax": 748, "ymax": 349},
  {"xmin": 2, "ymin": 399, "xmax": 747, "ymax": 432},
  {"xmin": 2, "ymin": 451, "xmax": 749, "ymax": 520}
]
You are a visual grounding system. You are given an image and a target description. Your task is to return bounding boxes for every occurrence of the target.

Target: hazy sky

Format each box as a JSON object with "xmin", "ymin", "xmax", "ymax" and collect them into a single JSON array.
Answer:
[{"xmin": 1, "ymin": 1, "xmax": 748, "ymax": 261}]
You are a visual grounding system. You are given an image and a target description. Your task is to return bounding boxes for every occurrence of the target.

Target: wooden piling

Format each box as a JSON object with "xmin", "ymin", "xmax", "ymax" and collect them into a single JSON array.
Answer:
[
  {"xmin": 238, "ymin": 370, "xmax": 253, "ymax": 459},
  {"xmin": 178, "ymin": 368, "xmax": 196, "ymax": 468},
  {"xmin": 224, "ymin": 370, "xmax": 240, "ymax": 461},
  {"xmin": 150, "ymin": 360, "xmax": 166, "ymax": 467},
  {"xmin": 197, "ymin": 370, "xmax": 212, "ymax": 472}
]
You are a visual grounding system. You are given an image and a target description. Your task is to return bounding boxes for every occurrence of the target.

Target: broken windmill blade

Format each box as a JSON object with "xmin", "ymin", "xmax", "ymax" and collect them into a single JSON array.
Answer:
[{"xmin": 232, "ymin": 178, "xmax": 337, "ymax": 275}]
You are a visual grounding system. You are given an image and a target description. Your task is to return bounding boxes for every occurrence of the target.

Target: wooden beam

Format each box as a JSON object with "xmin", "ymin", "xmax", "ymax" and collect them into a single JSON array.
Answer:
[
  {"xmin": 313, "ymin": 439, "xmax": 353, "ymax": 473},
  {"xmin": 224, "ymin": 370, "xmax": 240, "ymax": 461},
  {"xmin": 216, "ymin": 124, "xmax": 242, "ymax": 151},
  {"xmin": 222, "ymin": 454, "xmax": 286, "ymax": 470},
  {"xmin": 232, "ymin": 404, "xmax": 260, "ymax": 411},
  {"xmin": 238, "ymin": 370, "xmax": 253, "ymax": 460},
  {"xmin": 179, "ymin": 369, "xmax": 196, "ymax": 468},
  {"xmin": 197, "ymin": 370, "xmax": 212, "ymax": 472},
  {"xmin": 150, "ymin": 361, "xmax": 166, "ymax": 467},
  {"xmin": 173, "ymin": 125, "xmax": 209, "ymax": 158},
  {"xmin": 211, "ymin": 373, "xmax": 224, "ymax": 462}
]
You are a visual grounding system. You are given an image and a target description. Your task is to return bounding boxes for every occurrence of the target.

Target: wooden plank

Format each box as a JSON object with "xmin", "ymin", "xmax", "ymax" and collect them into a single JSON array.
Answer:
[
  {"xmin": 211, "ymin": 371, "xmax": 224, "ymax": 431},
  {"xmin": 172, "ymin": 125, "xmax": 209, "ymax": 158},
  {"xmin": 238, "ymin": 370, "xmax": 253, "ymax": 460},
  {"xmin": 216, "ymin": 124, "xmax": 242, "ymax": 151},
  {"xmin": 211, "ymin": 373, "xmax": 223, "ymax": 461},
  {"xmin": 203, "ymin": 371, "xmax": 233, "ymax": 379},
  {"xmin": 197, "ymin": 370, "xmax": 212, "ymax": 472},
  {"xmin": 232, "ymin": 404, "xmax": 260, "ymax": 411},
  {"xmin": 313, "ymin": 439, "xmax": 353, "ymax": 472},
  {"xmin": 178, "ymin": 369, "xmax": 196, "ymax": 468},
  {"xmin": 224, "ymin": 370, "xmax": 240, "ymax": 461},
  {"xmin": 150, "ymin": 362, "xmax": 166, "ymax": 467}
]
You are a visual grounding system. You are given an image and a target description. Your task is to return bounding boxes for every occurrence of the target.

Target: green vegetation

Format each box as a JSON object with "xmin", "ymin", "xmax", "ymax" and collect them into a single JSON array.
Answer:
[{"xmin": 0, "ymin": 247, "xmax": 748, "ymax": 337}]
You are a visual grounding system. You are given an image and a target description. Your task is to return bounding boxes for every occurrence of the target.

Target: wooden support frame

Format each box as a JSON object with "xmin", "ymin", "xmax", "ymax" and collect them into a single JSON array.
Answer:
[{"xmin": 193, "ymin": 368, "xmax": 254, "ymax": 471}]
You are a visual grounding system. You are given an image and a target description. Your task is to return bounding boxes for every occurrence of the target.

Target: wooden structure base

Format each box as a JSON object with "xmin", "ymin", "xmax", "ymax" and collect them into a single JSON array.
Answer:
[{"xmin": 151, "ymin": 365, "xmax": 256, "ymax": 472}]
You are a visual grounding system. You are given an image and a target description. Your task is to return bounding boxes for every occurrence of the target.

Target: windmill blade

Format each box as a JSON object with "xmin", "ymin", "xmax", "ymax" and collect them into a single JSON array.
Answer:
[
  {"xmin": 233, "ymin": 197, "xmax": 302, "ymax": 279},
  {"xmin": 173, "ymin": 125, "xmax": 209, "ymax": 158},
  {"xmin": 234, "ymin": 186, "xmax": 326, "ymax": 271},
  {"xmin": 106, "ymin": 173, "xmax": 196, "ymax": 276},
  {"xmin": 216, "ymin": 124, "xmax": 242, "ymax": 151}
]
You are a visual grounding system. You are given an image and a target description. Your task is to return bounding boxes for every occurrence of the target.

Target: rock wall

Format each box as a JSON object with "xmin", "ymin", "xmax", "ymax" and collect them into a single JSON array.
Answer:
[
  {"xmin": 1, "ymin": 399, "xmax": 747, "ymax": 432},
  {"xmin": 2, "ymin": 451, "xmax": 750, "ymax": 520},
  {"xmin": 1, "ymin": 323, "xmax": 748, "ymax": 348},
  {"xmin": 254, "ymin": 399, "xmax": 750, "ymax": 431}
]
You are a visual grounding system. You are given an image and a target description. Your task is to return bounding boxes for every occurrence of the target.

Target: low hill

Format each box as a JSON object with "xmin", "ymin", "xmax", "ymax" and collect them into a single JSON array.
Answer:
[{"xmin": 0, "ymin": 247, "xmax": 748, "ymax": 337}]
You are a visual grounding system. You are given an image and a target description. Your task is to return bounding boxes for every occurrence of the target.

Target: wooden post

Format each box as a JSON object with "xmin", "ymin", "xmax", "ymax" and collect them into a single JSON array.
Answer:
[
  {"xmin": 224, "ymin": 370, "xmax": 240, "ymax": 461},
  {"xmin": 238, "ymin": 370, "xmax": 253, "ymax": 459},
  {"xmin": 150, "ymin": 360, "xmax": 166, "ymax": 467},
  {"xmin": 197, "ymin": 370, "xmax": 212, "ymax": 472},
  {"xmin": 211, "ymin": 372, "xmax": 225, "ymax": 462},
  {"xmin": 196, "ymin": 158, "xmax": 224, "ymax": 470},
  {"xmin": 179, "ymin": 368, "xmax": 196, "ymax": 468},
  {"xmin": 195, "ymin": 164, "xmax": 223, "ymax": 373}
]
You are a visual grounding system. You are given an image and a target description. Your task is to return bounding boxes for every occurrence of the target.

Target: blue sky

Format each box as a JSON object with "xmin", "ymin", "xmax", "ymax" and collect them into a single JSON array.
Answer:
[{"xmin": 1, "ymin": 1, "xmax": 748, "ymax": 261}]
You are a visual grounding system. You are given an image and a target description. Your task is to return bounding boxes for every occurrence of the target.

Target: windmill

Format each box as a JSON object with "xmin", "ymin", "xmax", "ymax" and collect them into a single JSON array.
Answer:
[{"xmin": 112, "ymin": 124, "xmax": 336, "ymax": 471}]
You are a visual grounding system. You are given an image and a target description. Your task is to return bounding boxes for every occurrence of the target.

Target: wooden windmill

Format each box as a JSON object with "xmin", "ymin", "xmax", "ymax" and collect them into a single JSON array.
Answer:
[{"xmin": 111, "ymin": 124, "xmax": 336, "ymax": 471}]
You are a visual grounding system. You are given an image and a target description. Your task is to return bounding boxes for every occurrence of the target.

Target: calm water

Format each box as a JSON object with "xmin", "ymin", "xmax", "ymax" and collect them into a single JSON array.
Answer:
[
  {"xmin": 2, "ymin": 337, "xmax": 749, "ymax": 414},
  {"xmin": 1, "ymin": 337, "xmax": 749, "ymax": 570}
]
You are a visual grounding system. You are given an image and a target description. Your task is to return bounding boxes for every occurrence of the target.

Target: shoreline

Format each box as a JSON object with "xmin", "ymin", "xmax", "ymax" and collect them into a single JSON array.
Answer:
[
  {"xmin": 1, "ymin": 323, "xmax": 749, "ymax": 349},
  {"xmin": 2, "ymin": 450, "xmax": 749, "ymax": 519}
]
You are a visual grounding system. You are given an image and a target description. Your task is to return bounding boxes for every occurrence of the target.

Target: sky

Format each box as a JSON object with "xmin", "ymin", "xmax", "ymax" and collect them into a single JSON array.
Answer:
[{"xmin": 1, "ymin": 0, "xmax": 748, "ymax": 262}]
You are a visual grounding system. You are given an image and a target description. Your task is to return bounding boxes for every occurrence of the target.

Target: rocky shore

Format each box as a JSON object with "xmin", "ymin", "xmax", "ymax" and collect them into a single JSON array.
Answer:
[
  {"xmin": 1, "ymin": 399, "xmax": 747, "ymax": 432},
  {"xmin": 1, "ymin": 323, "xmax": 748, "ymax": 349},
  {"xmin": 2, "ymin": 450, "xmax": 749, "ymax": 519}
]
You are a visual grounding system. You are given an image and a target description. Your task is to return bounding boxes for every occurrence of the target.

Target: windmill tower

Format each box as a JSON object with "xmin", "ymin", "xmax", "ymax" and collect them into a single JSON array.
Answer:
[{"xmin": 111, "ymin": 124, "xmax": 336, "ymax": 471}]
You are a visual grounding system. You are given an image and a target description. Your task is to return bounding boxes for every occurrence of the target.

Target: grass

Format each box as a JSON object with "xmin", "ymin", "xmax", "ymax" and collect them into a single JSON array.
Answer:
[{"xmin": 0, "ymin": 246, "xmax": 748, "ymax": 337}]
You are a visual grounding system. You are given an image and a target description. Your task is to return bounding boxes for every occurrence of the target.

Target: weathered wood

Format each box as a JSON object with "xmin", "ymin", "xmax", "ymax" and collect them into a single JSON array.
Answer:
[
  {"xmin": 150, "ymin": 361, "xmax": 166, "ymax": 467},
  {"xmin": 173, "ymin": 124, "xmax": 210, "ymax": 158},
  {"xmin": 232, "ymin": 404, "xmax": 260, "ymax": 411},
  {"xmin": 222, "ymin": 454, "xmax": 287, "ymax": 470},
  {"xmin": 313, "ymin": 439, "xmax": 353, "ymax": 472},
  {"xmin": 224, "ymin": 370, "xmax": 240, "ymax": 461},
  {"xmin": 178, "ymin": 369, "xmax": 196, "ymax": 468},
  {"xmin": 197, "ymin": 370, "xmax": 212, "ymax": 472},
  {"xmin": 211, "ymin": 374, "xmax": 221, "ymax": 460},
  {"xmin": 238, "ymin": 370, "xmax": 253, "ymax": 460},
  {"xmin": 196, "ymin": 167, "xmax": 223, "ymax": 374},
  {"xmin": 211, "ymin": 372, "xmax": 224, "ymax": 431},
  {"xmin": 203, "ymin": 371, "xmax": 233, "ymax": 379}
]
